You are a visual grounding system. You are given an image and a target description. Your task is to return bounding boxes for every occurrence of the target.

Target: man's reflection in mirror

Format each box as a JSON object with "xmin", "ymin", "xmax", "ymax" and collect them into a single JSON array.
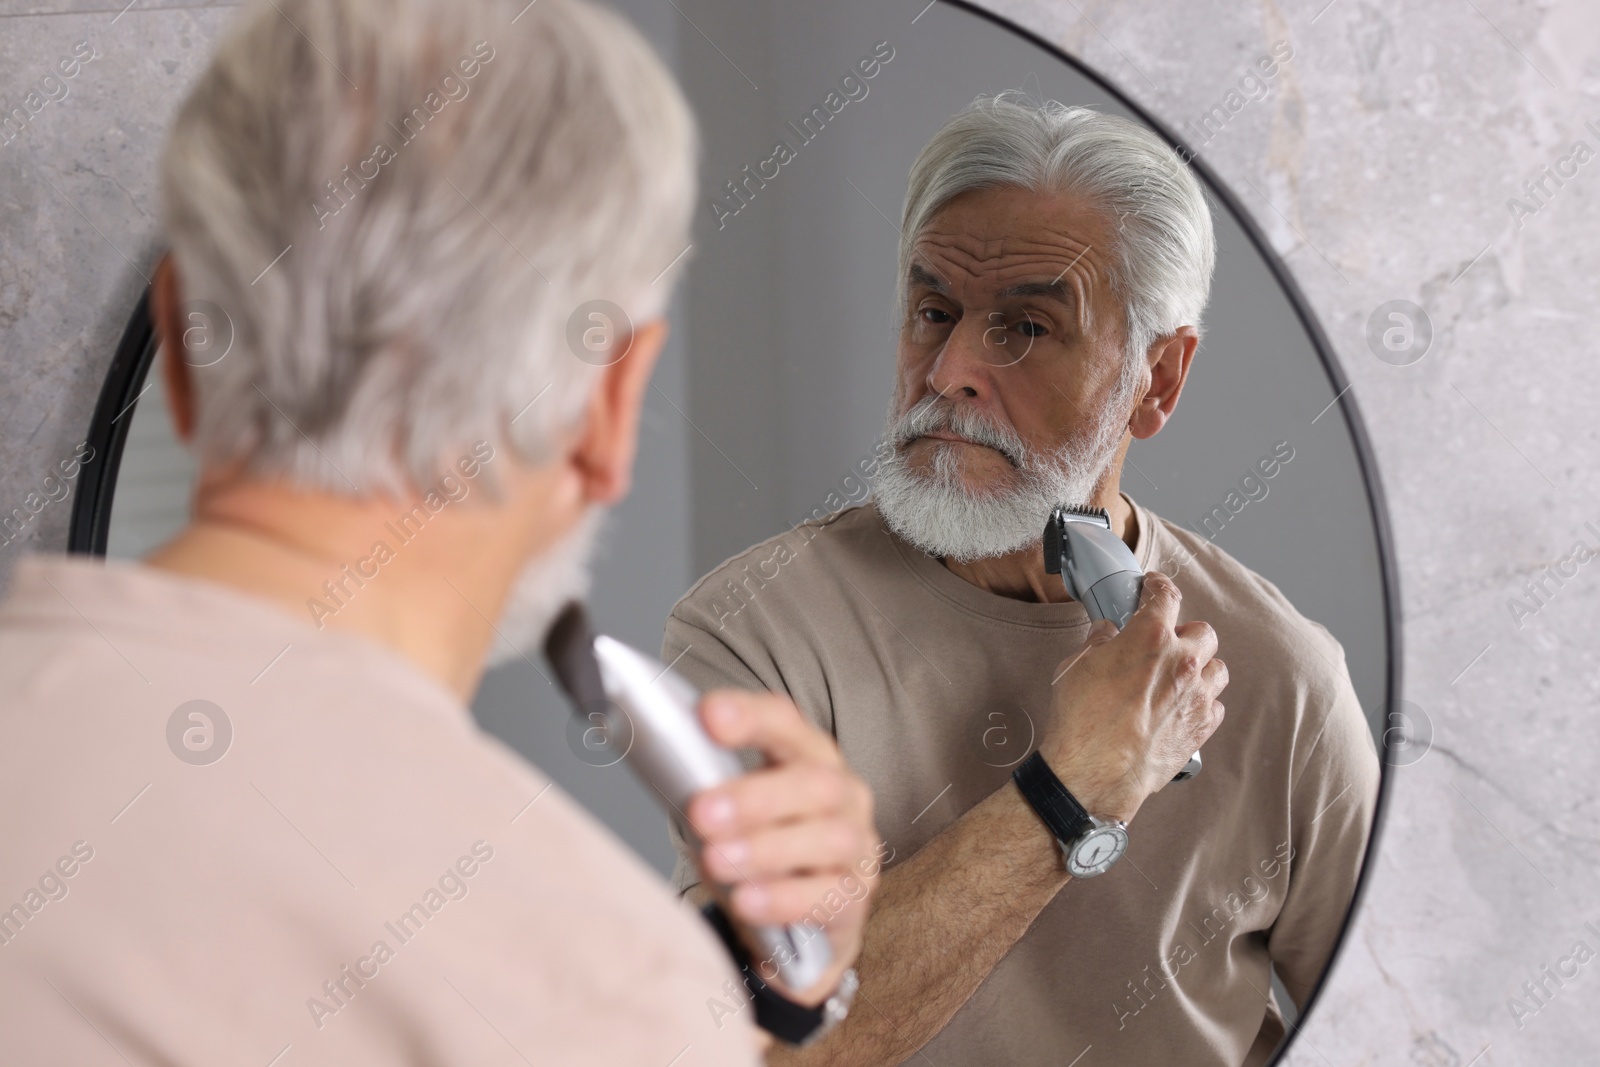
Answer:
[{"xmin": 666, "ymin": 93, "xmax": 1380, "ymax": 1067}]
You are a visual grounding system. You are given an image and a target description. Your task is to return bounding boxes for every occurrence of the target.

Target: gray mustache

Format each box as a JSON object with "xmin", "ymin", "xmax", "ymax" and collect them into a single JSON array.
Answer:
[{"xmin": 889, "ymin": 398, "xmax": 1029, "ymax": 469}]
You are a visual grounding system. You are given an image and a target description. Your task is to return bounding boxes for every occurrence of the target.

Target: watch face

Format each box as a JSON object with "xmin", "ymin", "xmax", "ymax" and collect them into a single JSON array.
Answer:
[{"xmin": 1067, "ymin": 824, "xmax": 1128, "ymax": 878}]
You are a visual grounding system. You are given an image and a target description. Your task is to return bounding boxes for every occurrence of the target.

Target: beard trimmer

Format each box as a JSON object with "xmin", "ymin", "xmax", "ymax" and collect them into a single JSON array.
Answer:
[
  {"xmin": 1044, "ymin": 505, "xmax": 1202, "ymax": 782},
  {"xmin": 543, "ymin": 602, "xmax": 833, "ymax": 991}
]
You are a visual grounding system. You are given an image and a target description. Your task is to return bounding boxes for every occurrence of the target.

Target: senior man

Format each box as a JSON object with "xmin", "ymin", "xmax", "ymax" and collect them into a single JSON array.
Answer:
[
  {"xmin": 0, "ymin": 0, "xmax": 889, "ymax": 1062},
  {"xmin": 665, "ymin": 95, "xmax": 1380, "ymax": 1066}
]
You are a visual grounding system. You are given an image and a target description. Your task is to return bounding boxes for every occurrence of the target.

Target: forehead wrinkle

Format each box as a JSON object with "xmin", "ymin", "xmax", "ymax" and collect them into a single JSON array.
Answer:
[
  {"xmin": 912, "ymin": 228, "xmax": 1108, "ymax": 334},
  {"xmin": 916, "ymin": 225, "xmax": 1109, "ymax": 289}
]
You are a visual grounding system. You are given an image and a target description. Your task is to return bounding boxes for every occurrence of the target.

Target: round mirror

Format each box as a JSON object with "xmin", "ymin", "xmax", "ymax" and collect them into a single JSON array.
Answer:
[{"xmin": 72, "ymin": 3, "xmax": 1395, "ymax": 1064}]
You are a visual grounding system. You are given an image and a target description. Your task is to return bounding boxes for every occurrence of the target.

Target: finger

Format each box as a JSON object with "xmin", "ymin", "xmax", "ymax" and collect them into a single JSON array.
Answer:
[
  {"xmin": 1202, "ymin": 657, "xmax": 1229, "ymax": 694},
  {"xmin": 730, "ymin": 871, "xmax": 873, "ymax": 927},
  {"xmin": 1173, "ymin": 619, "xmax": 1218, "ymax": 659},
  {"xmin": 1086, "ymin": 616, "xmax": 1119, "ymax": 643},
  {"xmin": 699, "ymin": 817, "xmax": 869, "ymax": 884},
  {"xmin": 1128, "ymin": 570, "xmax": 1182, "ymax": 634},
  {"xmin": 688, "ymin": 763, "xmax": 862, "ymax": 839},
  {"xmin": 700, "ymin": 689, "xmax": 838, "ymax": 768}
]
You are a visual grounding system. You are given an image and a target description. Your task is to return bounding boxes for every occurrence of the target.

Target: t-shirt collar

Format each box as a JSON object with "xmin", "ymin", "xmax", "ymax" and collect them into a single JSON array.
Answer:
[{"xmin": 879, "ymin": 492, "xmax": 1156, "ymax": 629}]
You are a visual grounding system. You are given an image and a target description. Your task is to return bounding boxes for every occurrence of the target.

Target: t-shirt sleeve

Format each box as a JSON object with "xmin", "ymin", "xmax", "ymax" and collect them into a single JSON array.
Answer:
[
  {"xmin": 1267, "ymin": 630, "xmax": 1381, "ymax": 1009},
  {"xmin": 663, "ymin": 610, "xmax": 771, "ymax": 697}
]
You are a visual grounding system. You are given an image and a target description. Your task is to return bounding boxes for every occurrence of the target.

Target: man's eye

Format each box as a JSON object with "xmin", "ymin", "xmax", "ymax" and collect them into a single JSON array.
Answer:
[
  {"xmin": 1016, "ymin": 319, "xmax": 1048, "ymax": 338},
  {"xmin": 920, "ymin": 308, "xmax": 953, "ymax": 324}
]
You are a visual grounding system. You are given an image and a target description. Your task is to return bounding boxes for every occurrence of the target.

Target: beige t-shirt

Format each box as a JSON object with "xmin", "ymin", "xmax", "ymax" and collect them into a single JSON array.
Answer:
[
  {"xmin": 664, "ymin": 498, "xmax": 1378, "ymax": 1067},
  {"xmin": 0, "ymin": 555, "xmax": 759, "ymax": 1067}
]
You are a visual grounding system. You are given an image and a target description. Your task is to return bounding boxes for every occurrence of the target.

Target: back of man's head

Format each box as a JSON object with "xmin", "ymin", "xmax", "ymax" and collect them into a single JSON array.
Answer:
[{"xmin": 160, "ymin": 0, "xmax": 697, "ymax": 496}]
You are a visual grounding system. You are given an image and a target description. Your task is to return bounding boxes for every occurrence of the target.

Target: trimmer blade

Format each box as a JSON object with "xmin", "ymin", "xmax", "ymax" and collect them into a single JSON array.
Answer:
[
  {"xmin": 1053, "ymin": 503, "xmax": 1112, "ymax": 527},
  {"xmin": 544, "ymin": 601, "xmax": 605, "ymax": 714}
]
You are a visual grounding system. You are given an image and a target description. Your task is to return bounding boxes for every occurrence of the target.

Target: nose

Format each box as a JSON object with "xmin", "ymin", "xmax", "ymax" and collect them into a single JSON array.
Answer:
[{"xmin": 925, "ymin": 313, "xmax": 998, "ymax": 402}]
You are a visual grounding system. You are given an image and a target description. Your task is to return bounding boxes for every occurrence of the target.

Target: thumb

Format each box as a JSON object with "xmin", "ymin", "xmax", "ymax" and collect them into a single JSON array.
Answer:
[
  {"xmin": 1053, "ymin": 618, "xmax": 1117, "ymax": 686},
  {"xmin": 1087, "ymin": 617, "xmax": 1119, "ymax": 644}
]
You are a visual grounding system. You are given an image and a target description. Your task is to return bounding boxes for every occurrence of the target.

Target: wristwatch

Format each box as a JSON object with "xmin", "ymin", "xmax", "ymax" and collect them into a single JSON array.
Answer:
[
  {"xmin": 702, "ymin": 901, "xmax": 859, "ymax": 1045},
  {"xmin": 1012, "ymin": 750, "xmax": 1129, "ymax": 878}
]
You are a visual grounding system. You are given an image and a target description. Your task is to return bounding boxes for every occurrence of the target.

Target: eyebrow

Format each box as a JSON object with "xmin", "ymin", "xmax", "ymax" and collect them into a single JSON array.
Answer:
[
  {"xmin": 995, "ymin": 279, "xmax": 1071, "ymax": 303},
  {"xmin": 907, "ymin": 263, "xmax": 946, "ymax": 293}
]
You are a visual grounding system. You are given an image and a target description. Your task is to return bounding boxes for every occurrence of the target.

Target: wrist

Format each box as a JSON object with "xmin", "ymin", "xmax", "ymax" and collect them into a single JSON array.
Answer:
[
  {"xmin": 722, "ymin": 898, "xmax": 860, "ymax": 1006},
  {"xmin": 1036, "ymin": 743, "xmax": 1144, "ymax": 823},
  {"xmin": 702, "ymin": 902, "xmax": 858, "ymax": 1045},
  {"xmin": 767, "ymin": 954, "xmax": 853, "ymax": 1008},
  {"xmin": 1013, "ymin": 751, "xmax": 1132, "ymax": 879}
]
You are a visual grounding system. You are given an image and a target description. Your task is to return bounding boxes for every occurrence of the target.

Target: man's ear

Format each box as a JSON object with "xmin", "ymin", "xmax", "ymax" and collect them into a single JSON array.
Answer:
[
  {"xmin": 150, "ymin": 253, "xmax": 198, "ymax": 444},
  {"xmin": 571, "ymin": 318, "xmax": 668, "ymax": 504},
  {"xmin": 1128, "ymin": 325, "xmax": 1198, "ymax": 441}
]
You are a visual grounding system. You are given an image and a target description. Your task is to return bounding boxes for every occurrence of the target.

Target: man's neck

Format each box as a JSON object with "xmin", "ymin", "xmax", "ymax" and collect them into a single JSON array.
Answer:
[
  {"xmin": 144, "ymin": 471, "xmax": 570, "ymax": 701},
  {"xmin": 941, "ymin": 489, "xmax": 1136, "ymax": 604}
]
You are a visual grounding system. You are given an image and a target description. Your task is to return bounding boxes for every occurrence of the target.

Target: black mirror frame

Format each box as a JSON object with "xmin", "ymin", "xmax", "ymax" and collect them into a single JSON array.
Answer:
[
  {"xmin": 69, "ymin": 290, "xmax": 157, "ymax": 557},
  {"xmin": 68, "ymin": 7, "xmax": 1399, "ymax": 1062}
]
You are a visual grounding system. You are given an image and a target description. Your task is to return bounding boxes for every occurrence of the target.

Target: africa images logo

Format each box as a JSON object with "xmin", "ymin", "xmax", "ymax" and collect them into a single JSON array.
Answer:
[{"xmin": 166, "ymin": 700, "xmax": 233, "ymax": 765}]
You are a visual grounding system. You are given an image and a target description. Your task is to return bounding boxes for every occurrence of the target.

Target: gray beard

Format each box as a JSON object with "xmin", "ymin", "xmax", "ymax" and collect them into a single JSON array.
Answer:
[
  {"xmin": 872, "ymin": 369, "xmax": 1140, "ymax": 563},
  {"xmin": 486, "ymin": 508, "xmax": 604, "ymax": 669}
]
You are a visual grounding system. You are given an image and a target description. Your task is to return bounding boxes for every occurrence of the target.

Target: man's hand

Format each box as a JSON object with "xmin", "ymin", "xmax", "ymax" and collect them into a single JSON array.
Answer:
[
  {"xmin": 1041, "ymin": 570, "xmax": 1227, "ymax": 823},
  {"xmin": 685, "ymin": 690, "xmax": 880, "ymax": 1005}
]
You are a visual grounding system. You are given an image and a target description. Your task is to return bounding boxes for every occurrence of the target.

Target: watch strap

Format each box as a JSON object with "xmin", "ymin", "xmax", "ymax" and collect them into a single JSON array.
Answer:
[
  {"xmin": 1012, "ymin": 750, "xmax": 1094, "ymax": 847},
  {"xmin": 701, "ymin": 901, "xmax": 829, "ymax": 1044}
]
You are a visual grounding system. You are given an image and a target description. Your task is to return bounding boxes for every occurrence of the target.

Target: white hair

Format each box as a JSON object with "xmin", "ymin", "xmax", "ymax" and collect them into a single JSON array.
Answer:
[
  {"xmin": 897, "ymin": 92, "xmax": 1216, "ymax": 361},
  {"xmin": 160, "ymin": 0, "xmax": 698, "ymax": 494}
]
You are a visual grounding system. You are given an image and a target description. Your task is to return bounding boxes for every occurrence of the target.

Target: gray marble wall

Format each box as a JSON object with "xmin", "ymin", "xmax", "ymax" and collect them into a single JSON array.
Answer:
[
  {"xmin": 3, "ymin": 0, "xmax": 1597, "ymax": 1065},
  {"xmin": 967, "ymin": 1, "xmax": 1599, "ymax": 1064},
  {"xmin": 0, "ymin": 0, "xmax": 233, "ymax": 569}
]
